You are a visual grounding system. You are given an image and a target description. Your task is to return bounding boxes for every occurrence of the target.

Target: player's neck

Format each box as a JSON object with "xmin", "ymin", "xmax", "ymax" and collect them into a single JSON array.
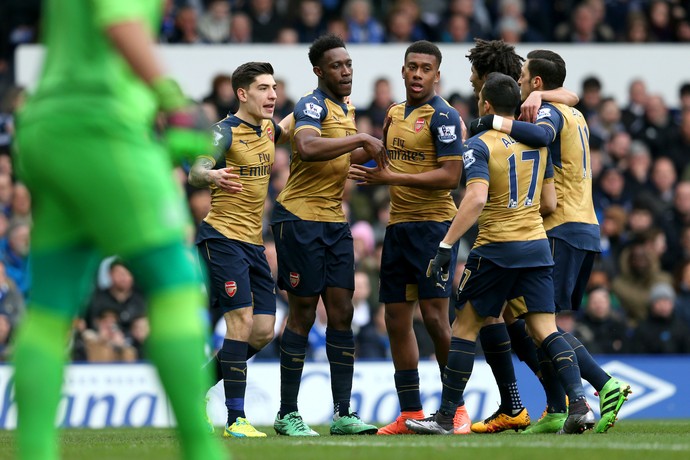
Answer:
[{"xmin": 234, "ymin": 108, "xmax": 262, "ymax": 126}]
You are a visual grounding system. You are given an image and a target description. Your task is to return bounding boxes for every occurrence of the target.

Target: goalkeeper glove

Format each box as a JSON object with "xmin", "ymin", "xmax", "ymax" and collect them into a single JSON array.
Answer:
[
  {"xmin": 152, "ymin": 77, "xmax": 213, "ymax": 163},
  {"xmin": 427, "ymin": 244, "xmax": 452, "ymax": 288}
]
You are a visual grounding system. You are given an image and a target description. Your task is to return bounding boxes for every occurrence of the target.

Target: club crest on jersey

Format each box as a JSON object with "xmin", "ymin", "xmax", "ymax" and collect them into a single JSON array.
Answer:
[
  {"xmin": 289, "ymin": 272, "xmax": 300, "ymax": 288},
  {"xmin": 415, "ymin": 118, "xmax": 425, "ymax": 133},
  {"xmin": 437, "ymin": 125, "xmax": 457, "ymax": 143},
  {"xmin": 225, "ymin": 281, "xmax": 237, "ymax": 297},
  {"xmin": 303, "ymin": 102, "xmax": 323, "ymax": 119},
  {"xmin": 537, "ymin": 107, "xmax": 552, "ymax": 120},
  {"xmin": 463, "ymin": 149, "xmax": 476, "ymax": 168},
  {"xmin": 266, "ymin": 126, "xmax": 274, "ymax": 142}
]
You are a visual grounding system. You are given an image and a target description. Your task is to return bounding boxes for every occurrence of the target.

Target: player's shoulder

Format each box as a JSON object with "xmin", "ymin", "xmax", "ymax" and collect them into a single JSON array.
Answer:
[
  {"xmin": 214, "ymin": 114, "xmax": 242, "ymax": 131},
  {"xmin": 429, "ymin": 96, "xmax": 461, "ymax": 122}
]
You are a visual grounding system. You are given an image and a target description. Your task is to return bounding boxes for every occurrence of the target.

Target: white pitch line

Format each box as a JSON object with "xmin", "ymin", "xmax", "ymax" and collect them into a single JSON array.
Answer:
[{"xmin": 278, "ymin": 438, "xmax": 690, "ymax": 452}]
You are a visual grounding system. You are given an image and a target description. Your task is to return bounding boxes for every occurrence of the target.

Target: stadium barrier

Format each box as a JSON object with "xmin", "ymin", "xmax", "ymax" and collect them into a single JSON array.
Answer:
[{"xmin": 0, "ymin": 356, "xmax": 687, "ymax": 429}]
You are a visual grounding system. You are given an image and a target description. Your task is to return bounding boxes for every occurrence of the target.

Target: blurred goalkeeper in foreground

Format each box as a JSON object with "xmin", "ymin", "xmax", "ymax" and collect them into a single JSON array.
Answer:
[{"xmin": 12, "ymin": 1, "xmax": 225, "ymax": 460}]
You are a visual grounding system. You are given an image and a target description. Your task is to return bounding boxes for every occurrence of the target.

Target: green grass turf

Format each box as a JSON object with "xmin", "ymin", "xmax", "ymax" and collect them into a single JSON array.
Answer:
[{"xmin": 1, "ymin": 420, "xmax": 689, "ymax": 460}]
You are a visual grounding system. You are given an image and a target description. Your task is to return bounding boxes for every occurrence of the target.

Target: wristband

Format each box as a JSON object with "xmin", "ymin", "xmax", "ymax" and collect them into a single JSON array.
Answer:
[
  {"xmin": 492, "ymin": 115, "xmax": 505, "ymax": 131},
  {"xmin": 439, "ymin": 241, "xmax": 453, "ymax": 249},
  {"xmin": 151, "ymin": 77, "xmax": 188, "ymax": 112}
]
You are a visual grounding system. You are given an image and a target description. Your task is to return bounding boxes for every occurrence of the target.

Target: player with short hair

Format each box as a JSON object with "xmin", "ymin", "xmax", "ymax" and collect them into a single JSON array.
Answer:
[
  {"xmin": 348, "ymin": 40, "xmax": 470, "ymax": 435},
  {"xmin": 463, "ymin": 39, "xmax": 580, "ymax": 434},
  {"xmin": 406, "ymin": 72, "xmax": 595, "ymax": 436},
  {"xmin": 270, "ymin": 33, "xmax": 385, "ymax": 436},
  {"xmin": 189, "ymin": 61, "xmax": 292, "ymax": 438},
  {"xmin": 477, "ymin": 49, "xmax": 631, "ymax": 434},
  {"xmin": 12, "ymin": 1, "xmax": 224, "ymax": 459}
]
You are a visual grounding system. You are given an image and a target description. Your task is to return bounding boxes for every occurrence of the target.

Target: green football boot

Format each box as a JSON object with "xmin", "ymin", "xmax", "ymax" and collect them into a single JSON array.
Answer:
[
  {"xmin": 522, "ymin": 412, "xmax": 567, "ymax": 434},
  {"xmin": 330, "ymin": 411, "xmax": 378, "ymax": 435},
  {"xmin": 274, "ymin": 411, "xmax": 319, "ymax": 436},
  {"xmin": 595, "ymin": 378, "xmax": 632, "ymax": 433}
]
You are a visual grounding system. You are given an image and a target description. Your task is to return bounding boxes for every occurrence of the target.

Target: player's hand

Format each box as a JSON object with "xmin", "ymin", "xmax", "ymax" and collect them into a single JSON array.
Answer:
[
  {"xmin": 362, "ymin": 134, "xmax": 388, "ymax": 169},
  {"xmin": 153, "ymin": 77, "xmax": 214, "ymax": 163},
  {"xmin": 468, "ymin": 115, "xmax": 494, "ymax": 137},
  {"xmin": 427, "ymin": 245, "xmax": 452, "ymax": 288},
  {"xmin": 519, "ymin": 91, "xmax": 542, "ymax": 122},
  {"xmin": 209, "ymin": 167, "xmax": 243, "ymax": 193},
  {"xmin": 348, "ymin": 163, "xmax": 393, "ymax": 185}
]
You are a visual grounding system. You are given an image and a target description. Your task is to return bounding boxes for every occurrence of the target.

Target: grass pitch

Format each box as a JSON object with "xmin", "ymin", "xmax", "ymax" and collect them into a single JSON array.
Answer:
[{"xmin": 1, "ymin": 420, "xmax": 689, "ymax": 460}]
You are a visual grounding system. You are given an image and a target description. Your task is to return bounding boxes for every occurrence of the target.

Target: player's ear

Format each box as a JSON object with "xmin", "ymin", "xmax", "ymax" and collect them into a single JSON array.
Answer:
[
  {"xmin": 313, "ymin": 65, "xmax": 323, "ymax": 79},
  {"xmin": 237, "ymin": 87, "xmax": 248, "ymax": 103},
  {"xmin": 533, "ymin": 75, "xmax": 543, "ymax": 89},
  {"xmin": 401, "ymin": 65, "xmax": 405, "ymax": 79},
  {"xmin": 435, "ymin": 70, "xmax": 440, "ymax": 84}
]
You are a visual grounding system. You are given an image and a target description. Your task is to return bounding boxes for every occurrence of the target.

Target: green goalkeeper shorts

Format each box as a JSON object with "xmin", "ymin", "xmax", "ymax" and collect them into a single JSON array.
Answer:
[{"xmin": 15, "ymin": 116, "xmax": 190, "ymax": 258}]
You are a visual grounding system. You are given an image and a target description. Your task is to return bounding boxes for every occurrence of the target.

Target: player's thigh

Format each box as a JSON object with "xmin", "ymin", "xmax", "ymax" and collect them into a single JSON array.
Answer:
[
  {"xmin": 409, "ymin": 221, "xmax": 458, "ymax": 301},
  {"xmin": 272, "ymin": 220, "xmax": 326, "ymax": 296},
  {"xmin": 23, "ymin": 121, "xmax": 186, "ymax": 256},
  {"xmin": 249, "ymin": 245, "xmax": 277, "ymax": 316},
  {"xmin": 551, "ymin": 238, "xmax": 592, "ymax": 312},
  {"xmin": 197, "ymin": 238, "xmax": 254, "ymax": 312},
  {"xmin": 506, "ymin": 266, "xmax": 556, "ymax": 319},
  {"xmin": 379, "ymin": 225, "xmax": 418, "ymax": 303},
  {"xmin": 456, "ymin": 254, "xmax": 519, "ymax": 319},
  {"xmin": 323, "ymin": 222, "xmax": 355, "ymax": 291}
]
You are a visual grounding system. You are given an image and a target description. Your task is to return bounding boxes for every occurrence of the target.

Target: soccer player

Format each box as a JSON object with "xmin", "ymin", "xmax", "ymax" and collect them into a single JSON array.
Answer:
[
  {"xmin": 12, "ymin": 1, "xmax": 225, "ymax": 460},
  {"xmin": 270, "ymin": 34, "xmax": 384, "ymax": 436},
  {"xmin": 347, "ymin": 41, "xmax": 470, "ymax": 435},
  {"xmin": 476, "ymin": 50, "xmax": 631, "ymax": 434},
  {"xmin": 405, "ymin": 72, "xmax": 596, "ymax": 436},
  {"xmin": 189, "ymin": 62, "xmax": 292, "ymax": 438},
  {"xmin": 464, "ymin": 38, "xmax": 580, "ymax": 434}
]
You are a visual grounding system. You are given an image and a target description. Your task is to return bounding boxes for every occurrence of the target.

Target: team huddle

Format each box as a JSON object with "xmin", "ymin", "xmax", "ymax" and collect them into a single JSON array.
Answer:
[
  {"xmin": 195, "ymin": 35, "xmax": 630, "ymax": 438},
  {"xmin": 11, "ymin": 3, "xmax": 631, "ymax": 459}
]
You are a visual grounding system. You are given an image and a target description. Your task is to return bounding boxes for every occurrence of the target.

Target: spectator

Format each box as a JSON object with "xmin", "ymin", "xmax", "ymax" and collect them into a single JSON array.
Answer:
[
  {"xmin": 647, "ymin": 0, "xmax": 675, "ymax": 42},
  {"xmin": 674, "ymin": 259, "xmax": 690, "ymax": 329},
  {"xmin": 0, "ymin": 85, "xmax": 23, "ymax": 150},
  {"xmin": 275, "ymin": 26, "xmax": 299, "ymax": 44},
  {"xmin": 86, "ymin": 260, "xmax": 147, "ymax": 334},
  {"xmin": 636, "ymin": 156, "xmax": 677, "ymax": 220},
  {"xmin": 363, "ymin": 78, "xmax": 395, "ymax": 139},
  {"xmin": 625, "ymin": 10, "xmax": 651, "ymax": 43},
  {"xmin": 554, "ymin": 2, "xmax": 614, "ymax": 43},
  {"xmin": 593, "ymin": 166, "xmax": 633, "ymax": 218},
  {"xmin": 638, "ymin": 94, "xmax": 678, "ymax": 160},
  {"xmin": 604, "ymin": 130, "xmax": 632, "ymax": 169},
  {"xmin": 169, "ymin": 6, "xmax": 206, "ymax": 44},
  {"xmin": 632, "ymin": 282, "xmax": 690, "ymax": 353},
  {"xmin": 444, "ymin": 0, "xmax": 492, "ymax": 40},
  {"xmin": 621, "ymin": 79, "xmax": 649, "ymax": 137},
  {"xmin": 673, "ymin": 111, "xmax": 690, "ymax": 178},
  {"xmin": 0, "ymin": 173, "xmax": 13, "ymax": 217},
  {"xmin": 352, "ymin": 270, "xmax": 372, "ymax": 335},
  {"xmin": 440, "ymin": 14, "xmax": 473, "ymax": 43},
  {"xmin": 327, "ymin": 18, "xmax": 350, "ymax": 41},
  {"xmin": 0, "ymin": 221, "xmax": 30, "ymax": 297},
  {"xmin": 0, "ymin": 259, "xmax": 24, "ymax": 326},
  {"xmin": 229, "ymin": 11, "xmax": 253, "ymax": 43},
  {"xmin": 591, "ymin": 97, "xmax": 625, "ymax": 146},
  {"xmin": 345, "ymin": 0, "xmax": 385, "ymax": 43},
  {"xmin": 574, "ymin": 75, "xmax": 603, "ymax": 126},
  {"xmin": 624, "ymin": 141, "xmax": 653, "ymax": 197},
  {"xmin": 201, "ymin": 74, "xmax": 238, "ymax": 121},
  {"xmin": 598, "ymin": 205, "xmax": 628, "ymax": 276},
  {"xmin": 9, "ymin": 181, "xmax": 31, "ymax": 227},
  {"xmin": 385, "ymin": 7, "xmax": 416, "ymax": 42},
  {"xmin": 293, "ymin": 0, "xmax": 328, "ymax": 43},
  {"xmin": 198, "ymin": 0, "xmax": 231, "ymax": 44},
  {"xmin": 575, "ymin": 286, "xmax": 629, "ymax": 354},
  {"xmin": 81, "ymin": 307, "xmax": 137, "ymax": 362},
  {"xmin": 612, "ymin": 238, "xmax": 673, "ymax": 326},
  {"xmin": 273, "ymin": 79, "xmax": 295, "ymax": 122},
  {"xmin": 356, "ymin": 304, "xmax": 390, "ymax": 359},
  {"xmin": 129, "ymin": 315, "xmax": 150, "ymax": 360},
  {"xmin": 245, "ymin": 0, "xmax": 283, "ymax": 42},
  {"xmin": 0, "ymin": 312, "xmax": 11, "ymax": 361},
  {"xmin": 494, "ymin": 0, "xmax": 545, "ymax": 42}
]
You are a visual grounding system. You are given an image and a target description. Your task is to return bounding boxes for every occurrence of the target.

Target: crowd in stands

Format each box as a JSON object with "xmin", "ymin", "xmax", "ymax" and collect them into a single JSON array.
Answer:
[{"xmin": 1, "ymin": 0, "xmax": 690, "ymax": 362}]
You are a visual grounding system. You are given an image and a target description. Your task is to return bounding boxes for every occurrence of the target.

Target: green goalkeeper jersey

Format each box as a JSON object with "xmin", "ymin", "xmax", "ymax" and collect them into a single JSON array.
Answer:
[{"xmin": 21, "ymin": 0, "xmax": 161, "ymax": 127}]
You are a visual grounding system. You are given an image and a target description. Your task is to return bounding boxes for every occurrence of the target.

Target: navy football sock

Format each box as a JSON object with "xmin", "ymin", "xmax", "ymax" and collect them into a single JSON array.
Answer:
[
  {"xmin": 279, "ymin": 328, "xmax": 308, "ymax": 418},
  {"xmin": 326, "ymin": 328, "xmax": 355, "ymax": 416}
]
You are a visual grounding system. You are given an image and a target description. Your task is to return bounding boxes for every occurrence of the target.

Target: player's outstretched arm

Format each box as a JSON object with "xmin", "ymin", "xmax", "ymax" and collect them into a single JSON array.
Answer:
[
  {"xmin": 520, "ymin": 87, "xmax": 578, "ymax": 122},
  {"xmin": 188, "ymin": 157, "xmax": 243, "ymax": 193},
  {"xmin": 276, "ymin": 113, "xmax": 294, "ymax": 144},
  {"xmin": 472, "ymin": 115, "xmax": 553, "ymax": 147},
  {"xmin": 349, "ymin": 159, "xmax": 461, "ymax": 190},
  {"xmin": 297, "ymin": 129, "xmax": 385, "ymax": 162}
]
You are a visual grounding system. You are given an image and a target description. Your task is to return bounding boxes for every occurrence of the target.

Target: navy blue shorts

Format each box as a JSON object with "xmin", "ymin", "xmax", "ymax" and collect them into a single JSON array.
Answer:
[
  {"xmin": 271, "ymin": 220, "xmax": 354, "ymax": 296},
  {"xmin": 196, "ymin": 224, "xmax": 276, "ymax": 315},
  {"xmin": 379, "ymin": 221, "xmax": 458, "ymax": 303},
  {"xmin": 550, "ymin": 237, "xmax": 596, "ymax": 312},
  {"xmin": 456, "ymin": 253, "xmax": 555, "ymax": 318}
]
